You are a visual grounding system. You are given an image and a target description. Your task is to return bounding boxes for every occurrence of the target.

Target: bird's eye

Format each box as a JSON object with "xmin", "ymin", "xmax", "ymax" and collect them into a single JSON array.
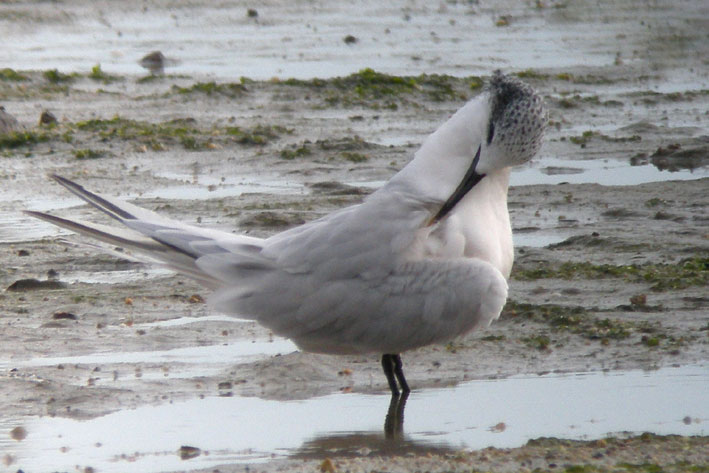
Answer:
[{"xmin": 486, "ymin": 121, "xmax": 495, "ymax": 145}]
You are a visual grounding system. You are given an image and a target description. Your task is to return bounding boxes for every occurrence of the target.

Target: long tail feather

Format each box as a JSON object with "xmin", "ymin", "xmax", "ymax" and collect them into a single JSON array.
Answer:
[
  {"xmin": 25, "ymin": 210, "xmax": 162, "ymax": 252},
  {"xmin": 26, "ymin": 176, "xmax": 267, "ymax": 289}
]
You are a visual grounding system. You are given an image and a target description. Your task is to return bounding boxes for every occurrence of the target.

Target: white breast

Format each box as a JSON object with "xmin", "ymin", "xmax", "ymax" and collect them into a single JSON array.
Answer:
[{"xmin": 423, "ymin": 168, "xmax": 514, "ymax": 279}]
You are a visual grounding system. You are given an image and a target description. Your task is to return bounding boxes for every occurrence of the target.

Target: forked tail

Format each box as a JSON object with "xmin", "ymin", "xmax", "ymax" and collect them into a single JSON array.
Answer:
[{"xmin": 26, "ymin": 175, "xmax": 266, "ymax": 289}]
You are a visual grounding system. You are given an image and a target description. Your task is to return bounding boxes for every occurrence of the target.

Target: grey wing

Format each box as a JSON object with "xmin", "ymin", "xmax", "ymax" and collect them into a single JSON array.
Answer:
[
  {"xmin": 260, "ymin": 189, "xmax": 432, "ymax": 279},
  {"xmin": 206, "ymin": 256, "xmax": 508, "ymax": 355}
]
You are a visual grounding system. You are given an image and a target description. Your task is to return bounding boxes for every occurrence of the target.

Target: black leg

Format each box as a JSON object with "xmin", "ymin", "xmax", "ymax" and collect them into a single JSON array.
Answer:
[
  {"xmin": 381, "ymin": 354, "xmax": 411, "ymax": 438},
  {"xmin": 381, "ymin": 353, "xmax": 410, "ymax": 396},
  {"xmin": 381, "ymin": 354, "xmax": 400, "ymax": 396},
  {"xmin": 392, "ymin": 354, "xmax": 410, "ymax": 394}
]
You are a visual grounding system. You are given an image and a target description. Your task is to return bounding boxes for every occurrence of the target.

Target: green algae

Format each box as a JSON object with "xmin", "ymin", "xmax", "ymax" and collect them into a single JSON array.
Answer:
[
  {"xmin": 172, "ymin": 81, "xmax": 247, "ymax": 98},
  {"xmin": 625, "ymin": 89, "xmax": 709, "ymax": 104},
  {"xmin": 557, "ymin": 94, "xmax": 624, "ymax": 109},
  {"xmin": 520, "ymin": 435, "xmax": 709, "ymax": 473},
  {"xmin": 569, "ymin": 130, "xmax": 596, "ymax": 146},
  {"xmin": 480, "ymin": 334, "xmax": 507, "ymax": 342},
  {"xmin": 280, "ymin": 145, "xmax": 312, "ymax": 160},
  {"xmin": 279, "ymin": 135, "xmax": 376, "ymax": 161},
  {"xmin": 340, "ymin": 151, "xmax": 369, "ymax": 163},
  {"xmin": 73, "ymin": 148, "xmax": 106, "ymax": 159},
  {"xmin": 88, "ymin": 64, "xmax": 120, "ymax": 84},
  {"xmin": 1, "ymin": 115, "xmax": 289, "ymax": 156},
  {"xmin": 224, "ymin": 124, "xmax": 291, "ymax": 145},
  {"xmin": 43, "ymin": 69, "xmax": 78, "ymax": 84},
  {"xmin": 281, "ymin": 68, "xmax": 473, "ymax": 108},
  {"xmin": 0, "ymin": 130, "xmax": 50, "ymax": 149},
  {"xmin": 514, "ymin": 69, "xmax": 619, "ymax": 85},
  {"xmin": 567, "ymin": 130, "xmax": 641, "ymax": 147},
  {"xmin": 74, "ymin": 116, "xmax": 202, "ymax": 147},
  {"xmin": 515, "ymin": 69, "xmax": 550, "ymax": 80},
  {"xmin": 136, "ymin": 74, "xmax": 162, "ymax": 84},
  {"xmin": 512, "ymin": 257, "xmax": 708, "ymax": 292},
  {"xmin": 504, "ymin": 301, "xmax": 642, "ymax": 341},
  {"xmin": 73, "ymin": 116, "xmax": 286, "ymax": 150},
  {"xmin": 239, "ymin": 211, "xmax": 305, "ymax": 229},
  {"xmin": 0, "ymin": 68, "xmax": 28, "ymax": 81},
  {"xmin": 522, "ymin": 334, "xmax": 552, "ymax": 350}
]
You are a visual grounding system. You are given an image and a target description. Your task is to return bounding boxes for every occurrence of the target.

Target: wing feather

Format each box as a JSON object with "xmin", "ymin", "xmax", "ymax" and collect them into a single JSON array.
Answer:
[
  {"xmin": 210, "ymin": 256, "xmax": 507, "ymax": 354},
  {"xmin": 27, "ymin": 176, "xmax": 268, "ymax": 288}
]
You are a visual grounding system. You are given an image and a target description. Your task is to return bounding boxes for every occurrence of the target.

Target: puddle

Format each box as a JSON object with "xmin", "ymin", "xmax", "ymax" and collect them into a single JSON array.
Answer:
[
  {"xmin": 511, "ymin": 157, "xmax": 709, "ymax": 187},
  {"xmin": 1, "ymin": 336, "xmax": 298, "ymax": 386},
  {"xmin": 1, "ymin": 2, "xmax": 706, "ymax": 88},
  {"xmin": 348, "ymin": 158, "xmax": 709, "ymax": 191},
  {"xmin": 138, "ymin": 314, "xmax": 241, "ymax": 328},
  {"xmin": 10, "ymin": 156, "xmax": 704, "ymax": 250},
  {"xmin": 143, "ymin": 173, "xmax": 305, "ymax": 200},
  {"xmin": 1, "ymin": 337, "xmax": 297, "ymax": 372},
  {"xmin": 0, "ymin": 214, "xmax": 55, "ymax": 243},
  {"xmin": 3, "ymin": 364, "xmax": 706, "ymax": 472},
  {"xmin": 0, "ymin": 4, "xmax": 610, "ymax": 79},
  {"xmin": 61, "ymin": 266, "xmax": 175, "ymax": 284},
  {"xmin": 10, "ymin": 174, "xmax": 306, "ymax": 242},
  {"xmin": 513, "ymin": 231, "xmax": 566, "ymax": 248},
  {"xmin": 0, "ymin": 196, "xmax": 98, "ymax": 243}
]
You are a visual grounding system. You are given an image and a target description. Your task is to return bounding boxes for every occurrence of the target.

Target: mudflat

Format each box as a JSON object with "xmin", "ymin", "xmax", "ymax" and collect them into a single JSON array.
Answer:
[{"xmin": 1, "ymin": 1, "xmax": 707, "ymax": 471}]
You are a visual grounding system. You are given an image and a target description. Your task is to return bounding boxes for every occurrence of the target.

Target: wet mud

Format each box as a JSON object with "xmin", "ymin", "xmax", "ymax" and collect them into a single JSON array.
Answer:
[{"xmin": 1, "ymin": 0, "xmax": 708, "ymax": 471}]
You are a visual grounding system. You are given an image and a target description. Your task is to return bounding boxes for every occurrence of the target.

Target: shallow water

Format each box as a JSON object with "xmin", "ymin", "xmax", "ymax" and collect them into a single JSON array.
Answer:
[
  {"xmin": 4, "ymin": 0, "xmax": 707, "ymax": 247},
  {"xmin": 2, "ymin": 4, "xmax": 707, "ymax": 472},
  {"xmin": 144, "ymin": 171, "xmax": 306, "ymax": 200},
  {"xmin": 2, "ymin": 336, "xmax": 297, "ymax": 373},
  {"xmin": 131, "ymin": 160, "xmax": 709, "ymax": 204},
  {"xmin": 1, "ymin": 1, "xmax": 707, "ymax": 87},
  {"xmin": 14, "ymin": 158, "xmax": 706, "ymax": 248},
  {"xmin": 351, "ymin": 159, "xmax": 709, "ymax": 190},
  {"xmin": 3, "ymin": 364, "xmax": 706, "ymax": 473},
  {"xmin": 511, "ymin": 157, "xmax": 709, "ymax": 186}
]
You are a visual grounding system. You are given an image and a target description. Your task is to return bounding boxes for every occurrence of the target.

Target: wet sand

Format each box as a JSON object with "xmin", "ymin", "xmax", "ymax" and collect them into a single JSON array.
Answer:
[{"xmin": 1, "ymin": 0, "xmax": 708, "ymax": 471}]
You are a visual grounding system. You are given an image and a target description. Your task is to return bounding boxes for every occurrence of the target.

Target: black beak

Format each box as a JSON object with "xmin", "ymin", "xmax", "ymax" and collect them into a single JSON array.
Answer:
[{"xmin": 429, "ymin": 145, "xmax": 485, "ymax": 225}]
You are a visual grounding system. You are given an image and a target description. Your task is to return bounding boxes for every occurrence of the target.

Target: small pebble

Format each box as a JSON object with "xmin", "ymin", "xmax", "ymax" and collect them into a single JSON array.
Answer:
[
  {"xmin": 178, "ymin": 445, "xmax": 201, "ymax": 460},
  {"xmin": 10, "ymin": 426, "xmax": 27, "ymax": 441},
  {"xmin": 52, "ymin": 311, "xmax": 77, "ymax": 320},
  {"xmin": 39, "ymin": 110, "xmax": 57, "ymax": 126}
]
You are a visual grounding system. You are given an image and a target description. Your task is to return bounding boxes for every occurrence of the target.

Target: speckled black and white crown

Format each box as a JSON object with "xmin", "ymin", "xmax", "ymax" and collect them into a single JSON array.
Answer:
[{"xmin": 486, "ymin": 70, "xmax": 547, "ymax": 166}]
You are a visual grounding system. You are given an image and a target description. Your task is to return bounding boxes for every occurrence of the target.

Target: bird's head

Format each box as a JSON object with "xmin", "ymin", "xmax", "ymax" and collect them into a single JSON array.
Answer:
[
  {"xmin": 387, "ymin": 71, "xmax": 546, "ymax": 224},
  {"xmin": 476, "ymin": 71, "xmax": 546, "ymax": 174}
]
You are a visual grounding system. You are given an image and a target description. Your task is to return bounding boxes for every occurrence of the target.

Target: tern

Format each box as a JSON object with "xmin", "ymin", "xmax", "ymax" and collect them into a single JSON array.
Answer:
[{"xmin": 27, "ymin": 71, "xmax": 546, "ymax": 396}]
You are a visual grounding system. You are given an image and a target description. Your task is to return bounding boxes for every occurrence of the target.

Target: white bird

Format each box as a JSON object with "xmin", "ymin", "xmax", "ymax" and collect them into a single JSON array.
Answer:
[{"xmin": 26, "ymin": 71, "xmax": 546, "ymax": 396}]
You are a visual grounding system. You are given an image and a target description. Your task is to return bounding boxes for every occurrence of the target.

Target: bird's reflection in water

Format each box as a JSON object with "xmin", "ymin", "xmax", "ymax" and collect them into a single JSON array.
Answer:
[
  {"xmin": 292, "ymin": 391, "xmax": 455, "ymax": 460},
  {"xmin": 384, "ymin": 391, "xmax": 408, "ymax": 439}
]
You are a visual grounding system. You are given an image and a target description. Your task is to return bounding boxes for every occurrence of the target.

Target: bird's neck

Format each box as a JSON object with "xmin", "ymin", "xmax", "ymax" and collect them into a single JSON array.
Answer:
[
  {"xmin": 456, "ymin": 167, "xmax": 514, "ymax": 277},
  {"xmin": 385, "ymin": 98, "xmax": 491, "ymax": 208}
]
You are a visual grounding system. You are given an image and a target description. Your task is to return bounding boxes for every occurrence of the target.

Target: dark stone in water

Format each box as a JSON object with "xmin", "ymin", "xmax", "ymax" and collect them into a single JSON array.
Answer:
[
  {"xmin": 6, "ymin": 278, "xmax": 66, "ymax": 291},
  {"xmin": 0, "ymin": 105, "xmax": 21, "ymax": 134},
  {"xmin": 650, "ymin": 139, "xmax": 709, "ymax": 172},
  {"xmin": 39, "ymin": 110, "xmax": 57, "ymax": 126},
  {"xmin": 139, "ymin": 51, "xmax": 165, "ymax": 75},
  {"xmin": 52, "ymin": 311, "xmax": 77, "ymax": 320},
  {"xmin": 178, "ymin": 445, "xmax": 201, "ymax": 460},
  {"xmin": 309, "ymin": 181, "xmax": 367, "ymax": 195}
]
